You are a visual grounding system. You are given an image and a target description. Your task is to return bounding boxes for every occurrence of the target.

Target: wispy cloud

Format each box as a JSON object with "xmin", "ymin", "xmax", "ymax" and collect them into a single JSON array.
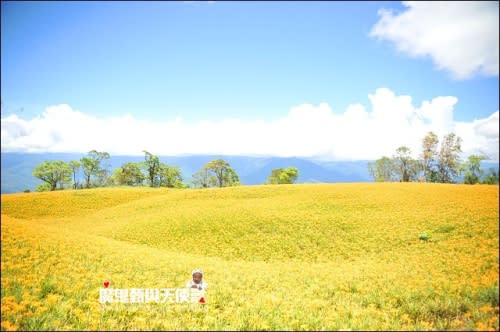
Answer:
[
  {"xmin": 370, "ymin": 1, "xmax": 499, "ymax": 79},
  {"xmin": 1, "ymin": 88, "xmax": 498, "ymax": 161}
]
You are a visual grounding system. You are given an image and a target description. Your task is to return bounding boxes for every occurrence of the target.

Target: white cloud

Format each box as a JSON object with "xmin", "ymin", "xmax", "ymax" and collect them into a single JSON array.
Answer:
[
  {"xmin": 1, "ymin": 88, "xmax": 498, "ymax": 161},
  {"xmin": 455, "ymin": 111, "xmax": 500, "ymax": 160},
  {"xmin": 370, "ymin": 1, "xmax": 499, "ymax": 79},
  {"xmin": 473, "ymin": 111, "xmax": 499, "ymax": 139}
]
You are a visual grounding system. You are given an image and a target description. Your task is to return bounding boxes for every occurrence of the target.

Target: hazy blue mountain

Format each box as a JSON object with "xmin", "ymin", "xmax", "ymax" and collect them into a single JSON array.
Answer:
[
  {"xmin": 1, "ymin": 153, "xmax": 374, "ymax": 193},
  {"xmin": 2, "ymin": 152, "xmax": 497, "ymax": 194},
  {"xmin": 1, "ymin": 152, "xmax": 83, "ymax": 194}
]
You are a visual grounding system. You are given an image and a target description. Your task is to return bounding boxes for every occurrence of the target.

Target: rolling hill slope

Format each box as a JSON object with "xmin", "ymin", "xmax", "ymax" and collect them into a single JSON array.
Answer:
[{"xmin": 1, "ymin": 183, "xmax": 498, "ymax": 330}]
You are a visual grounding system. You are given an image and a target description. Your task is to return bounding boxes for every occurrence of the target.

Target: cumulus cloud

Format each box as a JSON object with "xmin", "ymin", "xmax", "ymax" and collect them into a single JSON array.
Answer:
[
  {"xmin": 370, "ymin": 1, "xmax": 499, "ymax": 79},
  {"xmin": 455, "ymin": 111, "xmax": 500, "ymax": 160},
  {"xmin": 1, "ymin": 88, "xmax": 498, "ymax": 161}
]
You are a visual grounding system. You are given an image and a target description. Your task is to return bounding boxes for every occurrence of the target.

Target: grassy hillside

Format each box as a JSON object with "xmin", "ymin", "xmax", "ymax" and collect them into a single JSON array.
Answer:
[{"xmin": 1, "ymin": 184, "xmax": 498, "ymax": 330}]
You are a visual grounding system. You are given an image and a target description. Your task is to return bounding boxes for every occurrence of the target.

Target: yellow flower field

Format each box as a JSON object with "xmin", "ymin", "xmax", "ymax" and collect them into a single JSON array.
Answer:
[{"xmin": 1, "ymin": 183, "xmax": 498, "ymax": 330}]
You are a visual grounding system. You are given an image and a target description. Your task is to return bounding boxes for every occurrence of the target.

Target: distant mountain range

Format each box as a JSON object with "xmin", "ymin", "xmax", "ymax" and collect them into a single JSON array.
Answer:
[
  {"xmin": 1, "ymin": 152, "xmax": 374, "ymax": 193},
  {"xmin": 2, "ymin": 152, "xmax": 498, "ymax": 194}
]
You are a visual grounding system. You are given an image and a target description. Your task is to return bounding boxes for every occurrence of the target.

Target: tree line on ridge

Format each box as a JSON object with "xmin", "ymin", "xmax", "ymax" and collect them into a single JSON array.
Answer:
[
  {"xmin": 31, "ymin": 150, "xmax": 299, "ymax": 192},
  {"xmin": 368, "ymin": 131, "xmax": 498, "ymax": 184}
]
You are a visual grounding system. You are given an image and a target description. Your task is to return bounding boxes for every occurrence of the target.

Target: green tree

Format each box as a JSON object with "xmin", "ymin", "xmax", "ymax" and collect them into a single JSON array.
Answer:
[
  {"xmin": 192, "ymin": 167, "xmax": 210, "ymax": 188},
  {"xmin": 58, "ymin": 162, "xmax": 72, "ymax": 189},
  {"xmin": 33, "ymin": 160, "xmax": 72, "ymax": 191},
  {"xmin": 223, "ymin": 166, "xmax": 240, "ymax": 187},
  {"xmin": 36, "ymin": 183, "xmax": 52, "ymax": 192},
  {"xmin": 68, "ymin": 160, "xmax": 81, "ymax": 189},
  {"xmin": 460, "ymin": 154, "xmax": 487, "ymax": 184},
  {"xmin": 158, "ymin": 163, "xmax": 184, "ymax": 188},
  {"xmin": 33, "ymin": 161, "xmax": 58, "ymax": 191},
  {"xmin": 198, "ymin": 159, "xmax": 240, "ymax": 188},
  {"xmin": 421, "ymin": 131, "xmax": 439, "ymax": 182},
  {"xmin": 267, "ymin": 167, "xmax": 299, "ymax": 184},
  {"xmin": 112, "ymin": 162, "xmax": 145, "ymax": 186},
  {"xmin": 393, "ymin": 146, "xmax": 421, "ymax": 182},
  {"xmin": 81, "ymin": 150, "xmax": 110, "ymax": 188},
  {"xmin": 143, "ymin": 151, "xmax": 160, "ymax": 187},
  {"xmin": 108, "ymin": 168, "xmax": 121, "ymax": 186},
  {"xmin": 437, "ymin": 133, "xmax": 462, "ymax": 183},
  {"xmin": 482, "ymin": 168, "xmax": 499, "ymax": 184},
  {"xmin": 95, "ymin": 168, "xmax": 111, "ymax": 187},
  {"xmin": 368, "ymin": 156, "xmax": 395, "ymax": 182}
]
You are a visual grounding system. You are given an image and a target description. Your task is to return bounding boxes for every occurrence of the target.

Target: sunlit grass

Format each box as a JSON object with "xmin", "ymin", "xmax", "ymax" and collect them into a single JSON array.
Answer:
[{"xmin": 1, "ymin": 183, "xmax": 498, "ymax": 330}]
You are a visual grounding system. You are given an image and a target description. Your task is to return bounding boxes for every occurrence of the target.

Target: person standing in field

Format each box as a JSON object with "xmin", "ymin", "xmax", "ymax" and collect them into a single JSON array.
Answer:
[{"xmin": 186, "ymin": 268, "xmax": 208, "ymax": 290}]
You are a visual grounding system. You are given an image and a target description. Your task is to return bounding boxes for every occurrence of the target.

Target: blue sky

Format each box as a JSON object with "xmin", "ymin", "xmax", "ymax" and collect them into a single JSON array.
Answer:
[{"xmin": 1, "ymin": 1, "xmax": 499, "ymax": 160}]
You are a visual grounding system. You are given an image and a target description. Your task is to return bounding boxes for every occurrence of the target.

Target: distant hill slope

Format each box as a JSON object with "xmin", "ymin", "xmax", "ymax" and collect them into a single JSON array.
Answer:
[{"xmin": 1, "ymin": 153, "xmax": 374, "ymax": 193}]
